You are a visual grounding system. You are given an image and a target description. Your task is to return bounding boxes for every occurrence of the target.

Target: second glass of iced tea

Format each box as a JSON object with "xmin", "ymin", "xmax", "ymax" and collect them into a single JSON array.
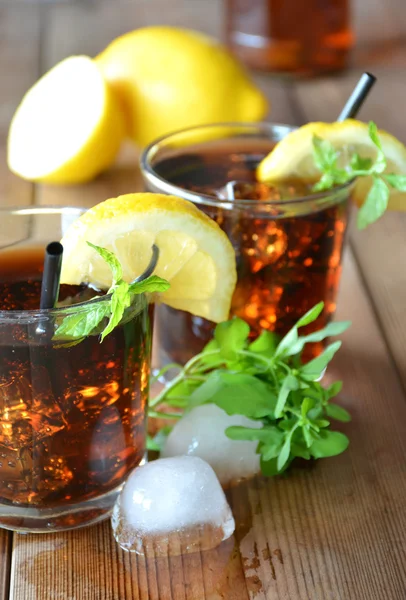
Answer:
[{"xmin": 141, "ymin": 123, "xmax": 352, "ymax": 366}]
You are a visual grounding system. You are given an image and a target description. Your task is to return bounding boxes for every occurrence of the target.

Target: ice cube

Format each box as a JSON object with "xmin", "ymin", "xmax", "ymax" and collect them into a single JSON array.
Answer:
[
  {"xmin": 112, "ymin": 455, "xmax": 235, "ymax": 556},
  {"xmin": 242, "ymin": 220, "xmax": 288, "ymax": 272},
  {"xmin": 161, "ymin": 404, "xmax": 261, "ymax": 486}
]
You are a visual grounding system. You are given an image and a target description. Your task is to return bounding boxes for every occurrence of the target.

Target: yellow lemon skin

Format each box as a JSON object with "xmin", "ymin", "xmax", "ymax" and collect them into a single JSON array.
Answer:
[
  {"xmin": 96, "ymin": 26, "xmax": 269, "ymax": 147},
  {"xmin": 8, "ymin": 56, "xmax": 126, "ymax": 185},
  {"xmin": 60, "ymin": 193, "xmax": 237, "ymax": 324},
  {"xmin": 257, "ymin": 119, "xmax": 406, "ymax": 212}
]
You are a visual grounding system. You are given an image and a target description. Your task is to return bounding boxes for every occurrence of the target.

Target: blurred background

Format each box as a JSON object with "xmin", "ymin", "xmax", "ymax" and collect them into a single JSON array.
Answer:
[{"xmin": 1, "ymin": 0, "xmax": 405, "ymax": 206}]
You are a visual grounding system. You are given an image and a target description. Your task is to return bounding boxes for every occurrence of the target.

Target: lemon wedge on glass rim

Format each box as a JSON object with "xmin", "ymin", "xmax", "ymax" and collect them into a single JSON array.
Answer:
[
  {"xmin": 257, "ymin": 119, "xmax": 406, "ymax": 211},
  {"xmin": 60, "ymin": 193, "xmax": 237, "ymax": 323}
]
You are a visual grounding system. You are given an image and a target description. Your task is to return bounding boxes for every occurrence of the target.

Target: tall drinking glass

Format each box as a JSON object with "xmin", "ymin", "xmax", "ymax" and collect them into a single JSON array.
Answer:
[
  {"xmin": 141, "ymin": 122, "xmax": 352, "ymax": 367},
  {"xmin": 0, "ymin": 207, "xmax": 151, "ymax": 532},
  {"xmin": 225, "ymin": 0, "xmax": 354, "ymax": 75}
]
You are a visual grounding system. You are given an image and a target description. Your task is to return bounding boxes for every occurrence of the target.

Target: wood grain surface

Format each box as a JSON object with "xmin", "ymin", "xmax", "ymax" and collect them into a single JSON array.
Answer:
[
  {"xmin": 1, "ymin": 0, "xmax": 406, "ymax": 599},
  {"xmin": 0, "ymin": 5, "xmax": 41, "ymax": 595}
]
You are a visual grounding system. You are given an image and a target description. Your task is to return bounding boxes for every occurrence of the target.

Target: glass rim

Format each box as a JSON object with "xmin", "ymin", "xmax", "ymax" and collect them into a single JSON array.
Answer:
[
  {"xmin": 0, "ymin": 205, "xmax": 117, "ymax": 319},
  {"xmin": 140, "ymin": 121, "xmax": 354, "ymax": 210}
]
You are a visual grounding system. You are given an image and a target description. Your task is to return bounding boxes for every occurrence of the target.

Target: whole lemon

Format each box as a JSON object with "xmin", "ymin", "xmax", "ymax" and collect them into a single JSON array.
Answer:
[{"xmin": 96, "ymin": 26, "xmax": 269, "ymax": 147}]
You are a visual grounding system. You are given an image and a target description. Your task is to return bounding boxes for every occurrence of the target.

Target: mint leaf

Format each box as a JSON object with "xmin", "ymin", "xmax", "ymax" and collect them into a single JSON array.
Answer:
[
  {"xmin": 285, "ymin": 320, "xmax": 350, "ymax": 357},
  {"xmin": 277, "ymin": 432, "xmax": 293, "ymax": 471},
  {"xmin": 383, "ymin": 173, "xmax": 406, "ymax": 191},
  {"xmin": 313, "ymin": 173, "xmax": 336, "ymax": 192},
  {"xmin": 275, "ymin": 301, "xmax": 324, "ymax": 358},
  {"xmin": 351, "ymin": 153, "xmax": 373, "ymax": 171},
  {"xmin": 300, "ymin": 341, "xmax": 342, "ymax": 381},
  {"xmin": 249, "ymin": 330, "xmax": 279, "ymax": 356},
  {"xmin": 325, "ymin": 381, "xmax": 343, "ymax": 399},
  {"xmin": 87, "ymin": 242, "xmax": 122, "ymax": 284},
  {"xmin": 54, "ymin": 301, "xmax": 109, "ymax": 340},
  {"xmin": 210, "ymin": 372, "xmax": 276, "ymax": 419},
  {"xmin": 187, "ymin": 370, "xmax": 226, "ymax": 408},
  {"xmin": 100, "ymin": 281, "xmax": 131, "ymax": 341},
  {"xmin": 302, "ymin": 425, "xmax": 314, "ymax": 448},
  {"xmin": 357, "ymin": 176, "xmax": 390, "ymax": 229},
  {"xmin": 149, "ymin": 303, "xmax": 351, "ymax": 479},
  {"xmin": 275, "ymin": 374, "xmax": 299, "ymax": 418},
  {"xmin": 261, "ymin": 436, "xmax": 285, "ymax": 460},
  {"xmin": 225, "ymin": 425, "xmax": 282, "ymax": 445},
  {"xmin": 312, "ymin": 136, "xmax": 338, "ymax": 171},
  {"xmin": 214, "ymin": 318, "xmax": 250, "ymax": 359},
  {"xmin": 260, "ymin": 456, "xmax": 284, "ymax": 476},
  {"xmin": 368, "ymin": 121, "xmax": 387, "ymax": 173},
  {"xmin": 310, "ymin": 121, "xmax": 399, "ymax": 230},
  {"xmin": 128, "ymin": 275, "xmax": 170, "ymax": 295},
  {"xmin": 325, "ymin": 403, "xmax": 351, "ymax": 422},
  {"xmin": 310, "ymin": 430, "xmax": 349, "ymax": 458},
  {"xmin": 296, "ymin": 302, "xmax": 325, "ymax": 327},
  {"xmin": 197, "ymin": 339, "xmax": 222, "ymax": 367},
  {"xmin": 56, "ymin": 243, "xmax": 170, "ymax": 344},
  {"xmin": 301, "ymin": 397, "xmax": 314, "ymax": 418}
]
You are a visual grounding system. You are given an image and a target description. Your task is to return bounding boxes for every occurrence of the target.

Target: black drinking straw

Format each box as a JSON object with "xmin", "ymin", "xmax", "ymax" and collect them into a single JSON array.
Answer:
[
  {"xmin": 337, "ymin": 72, "xmax": 376, "ymax": 121},
  {"xmin": 40, "ymin": 242, "xmax": 63, "ymax": 309}
]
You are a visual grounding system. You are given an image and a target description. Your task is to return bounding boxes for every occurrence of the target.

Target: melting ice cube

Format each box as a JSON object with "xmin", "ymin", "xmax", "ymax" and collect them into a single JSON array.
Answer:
[
  {"xmin": 112, "ymin": 455, "xmax": 235, "ymax": 556},
  {"xmin": 162, "ymin": 404, "xmax": 261, "ymax": 485}
]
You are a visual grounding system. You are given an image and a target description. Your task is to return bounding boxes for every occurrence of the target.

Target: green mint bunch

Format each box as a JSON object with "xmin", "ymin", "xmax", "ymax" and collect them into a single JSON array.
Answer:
[
  {"xmin": 150, "ymin": 302, "xmax": 351, "ymax": 476},
  {"xmin": 54, "ymin": 242, "xmax": 169, "ymax": 342},
  {"xmin": 312, "ymin": 121, "xmax": 406, "ymax": 229}
]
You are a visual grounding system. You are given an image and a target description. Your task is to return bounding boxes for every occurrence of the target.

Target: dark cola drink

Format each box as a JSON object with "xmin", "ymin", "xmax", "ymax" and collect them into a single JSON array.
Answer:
[
  {"xmin": 0, "ymin": 247, "xmax": 151, "ymax": 531},
  {"xmin": 152, "ymin": 138, "xmax": 350, "ymax": 365}
]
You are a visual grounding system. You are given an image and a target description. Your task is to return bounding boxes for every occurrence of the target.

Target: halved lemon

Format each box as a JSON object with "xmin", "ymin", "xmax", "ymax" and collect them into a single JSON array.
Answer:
[
  {"xmin": 257, "ymin": 119, "xmax": 406, "ymax": 211},
  {"xmin": 60, "ymin": 193, "xmax": 237, "ymax": 323},
  {"xmin": 8, "ymin": 56, "xmax": 125, "ymax": 184}
]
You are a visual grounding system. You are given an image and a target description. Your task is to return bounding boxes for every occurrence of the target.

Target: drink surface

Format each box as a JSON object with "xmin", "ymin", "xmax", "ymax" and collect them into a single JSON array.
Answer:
[
  {"xmin": 225, "ymin": 0, "xmax": 353, "ymax": 75},
  {"xmin": 0, "ymin": 247, "xmax": 150, "ymax": 524},
  {"xmin": 153, "ymin": 142, "xmax": 349, "ymax": 364}
]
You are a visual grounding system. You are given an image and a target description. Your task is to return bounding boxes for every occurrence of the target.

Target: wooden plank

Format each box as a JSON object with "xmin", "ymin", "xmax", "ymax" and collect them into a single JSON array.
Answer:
[
  {"xmin": 8, "ymin": 250, "xmax": 406, "ymax": 600},
  {"xmin": 40, "ymin": 0, "xmax": 222, "ymax": 68},
  {"xmin": 0, "ymin": 4, "xmax": 41, "ymax": 207},
  {"xmin": 293, "ymin": 69, "xmax": 406, "ymax": 388},
  {"xmin": 0, "ymin": 531, "xmax": 11, "ymax": 600},
  {"xmin": 0, "ymin": 5, "xmax": 41, "ymax": 599},
  {"xmin": 5, "ymin": 2, "xmax": 406, "ymax": 599},
  {"xmin": 351, "ymin": 0, "xmax": 405, "ymax": 68}
]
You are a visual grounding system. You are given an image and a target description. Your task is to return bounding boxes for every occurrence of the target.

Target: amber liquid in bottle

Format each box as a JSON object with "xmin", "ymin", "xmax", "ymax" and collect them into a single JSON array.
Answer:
[{"xmin": 225, "ymin": 0, "xmax": 354, "ymax": 75}]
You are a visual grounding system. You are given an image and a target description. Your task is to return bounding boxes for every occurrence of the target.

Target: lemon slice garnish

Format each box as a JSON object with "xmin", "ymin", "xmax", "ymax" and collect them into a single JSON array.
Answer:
[
  {"xmin": 257, "ymin": 119, "xmax": 406, "ymax": 211},
  {"xmin": 60, "ymin": 193, "xmax": 237, "ymax": 323}
]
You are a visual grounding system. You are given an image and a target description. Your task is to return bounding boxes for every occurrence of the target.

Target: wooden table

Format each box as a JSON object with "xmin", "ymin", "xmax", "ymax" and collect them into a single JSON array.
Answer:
[{"xmin": 1, "ymin": 1, "xmax": 406, "ymax": 598}]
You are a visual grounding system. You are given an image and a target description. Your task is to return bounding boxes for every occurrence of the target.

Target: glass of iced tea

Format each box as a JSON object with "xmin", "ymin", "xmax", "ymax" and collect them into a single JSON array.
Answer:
[
  {"xmin": 0, "ymin": 207, "xmax": 151, "ymax": 532},
  {"xmin": 225, "ymin": 0, "xmax": 354, "ymax": 75},
  {"xmin": 141, "ymin": 122, "xmax": 352, "ymax": 367}
]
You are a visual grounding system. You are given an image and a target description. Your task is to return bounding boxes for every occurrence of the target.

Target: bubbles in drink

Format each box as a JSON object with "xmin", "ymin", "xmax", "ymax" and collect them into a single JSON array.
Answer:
[
  {"xmin": 112, "ymin": 456, "xmax": 235, "ymax": 556},
  {"xmin": 162, "ymin": 404, "xmax": 261, "ymax": 485}
]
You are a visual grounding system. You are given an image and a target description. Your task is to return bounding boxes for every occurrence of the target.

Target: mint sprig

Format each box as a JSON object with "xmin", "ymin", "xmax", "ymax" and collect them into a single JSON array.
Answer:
[
  {"xmin": 312, "ymin": 121, "xmax": 406, "ymax": 229},
  {"xmin": 54, "ymin": 242, "xmax": 169, "ymax": 342},
  {"xmin": 149, "ymin": 302, "xmax": 352, "ymax": 476}
]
